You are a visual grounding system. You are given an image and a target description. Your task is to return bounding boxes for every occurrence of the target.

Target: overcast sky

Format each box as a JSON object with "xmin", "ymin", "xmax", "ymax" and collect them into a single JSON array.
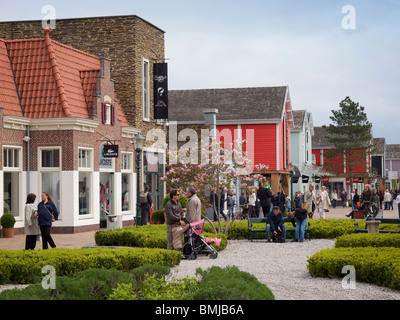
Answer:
[{"xmin": 1, "ymin": 0, "xmax": 399, "ymax": 143}]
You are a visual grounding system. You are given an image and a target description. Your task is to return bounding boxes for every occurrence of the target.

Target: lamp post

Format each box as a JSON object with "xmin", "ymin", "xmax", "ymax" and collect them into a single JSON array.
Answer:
[{"xmin": 133, "ymin": 133, "xmax": 145, "ymax": 226}]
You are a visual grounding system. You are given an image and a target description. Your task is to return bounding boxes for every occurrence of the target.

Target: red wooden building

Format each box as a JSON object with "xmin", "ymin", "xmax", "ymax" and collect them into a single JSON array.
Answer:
[
  {"xmin": 312, "ymin": 126, "xmax": 372, "ymax": 195},
  {"xmin": 168, "ymin": 86, "xmax": 294, "ymax": 194}
]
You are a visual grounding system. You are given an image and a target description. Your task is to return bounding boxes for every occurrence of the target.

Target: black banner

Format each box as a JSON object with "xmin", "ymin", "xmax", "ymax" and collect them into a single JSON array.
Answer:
[
  {"xmin": 153, "ymin": 63, "xmax": 168, "ymax": 119},
  {"xmin": 103, "ymin": 145, "xmax": 119, "ymax": 158}
]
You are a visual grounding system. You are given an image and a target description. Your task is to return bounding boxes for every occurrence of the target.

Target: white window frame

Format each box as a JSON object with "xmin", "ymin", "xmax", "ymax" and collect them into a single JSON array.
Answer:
[
  {"xmin": 142, "ymin": 58, "xmax": 150, "ymax": 121},
  {"xmin": 2, "ymin": 146, "xmax": 23, "ymax": 220},
  {"xmin": 105, "ymin": 104, "xmax": 111, "ymax": 125},
  {"xmin": 78, "ymin": 147, "xmax": 94, "ymax": 218},
  {"xmin": 121, "ymin": 151, "xmax": 134, "ymax": 213},
  {"xmin": 38, "ymin": 146, "xmax": 62, "ymax": 218}
]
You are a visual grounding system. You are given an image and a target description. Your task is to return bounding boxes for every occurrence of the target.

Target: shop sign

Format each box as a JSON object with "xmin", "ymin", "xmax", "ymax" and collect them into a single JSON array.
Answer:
[
  {"xmin": 103, "ymin": 145, "xmax": 119, "ymax": 158},
  {"xmin": 322, "ymin": 176, "xmax": 330, "ymax": 184}
]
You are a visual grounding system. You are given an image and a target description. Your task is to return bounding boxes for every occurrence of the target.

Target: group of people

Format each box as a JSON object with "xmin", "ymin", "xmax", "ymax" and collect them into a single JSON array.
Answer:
[
  {"xmin": 24, "ymin": 192, "xmax": 59, "ymax": 250},
  {"xmin": 164, "ymin": 186, "xmax": 202, "ymax": 253}
]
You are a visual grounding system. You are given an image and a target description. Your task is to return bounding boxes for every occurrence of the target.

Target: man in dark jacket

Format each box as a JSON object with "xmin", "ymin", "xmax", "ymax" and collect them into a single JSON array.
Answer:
[
  {"xmin": 266, "ymin": 206, "xmax": 287, "ymax": 243},
  {"xmin": 257, "ymin": 182, "xmax": 272, "ymax": 217}
]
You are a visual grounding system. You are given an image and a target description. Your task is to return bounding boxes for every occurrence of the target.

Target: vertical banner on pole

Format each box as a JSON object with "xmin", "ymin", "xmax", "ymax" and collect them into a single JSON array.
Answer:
[{"xmin": 153, "ymin": 63, "xmax": 168, "ymax": 120}]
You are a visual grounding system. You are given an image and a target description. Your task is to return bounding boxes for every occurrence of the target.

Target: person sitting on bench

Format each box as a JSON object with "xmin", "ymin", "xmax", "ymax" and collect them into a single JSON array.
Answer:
[{"xmin": 266, "ymin": 206, "xmax": 287, "ymax": 243}]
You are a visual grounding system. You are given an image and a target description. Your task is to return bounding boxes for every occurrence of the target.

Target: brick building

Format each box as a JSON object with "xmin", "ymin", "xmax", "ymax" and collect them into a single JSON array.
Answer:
[
  {"xmin": 0, "ymin": 15, "xmax": 167, "ymax": 212},
  {"xmin": 0, "ymin": 29, "xmax": 142, "ymax": 233}
]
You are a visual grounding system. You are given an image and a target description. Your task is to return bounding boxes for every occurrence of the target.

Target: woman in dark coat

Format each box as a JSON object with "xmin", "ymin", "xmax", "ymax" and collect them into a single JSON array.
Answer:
[{"xmin": 37, "ymin": 192, "xmax": 59, "ymax": 249}]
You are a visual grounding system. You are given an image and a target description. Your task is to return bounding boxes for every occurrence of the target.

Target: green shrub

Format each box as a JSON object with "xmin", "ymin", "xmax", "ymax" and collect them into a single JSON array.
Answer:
[
  {"xmin": 307, "ymin": 247, "xmax": 400, "ymax": 290},
  {"xmin": 0, "ymin": 268, "xmax": 137, "ymax": 300},
  {"xmin": 335, "ymin": 233, "xmax": 400, "ymax": 248},
  {"xmin": 185, "ymin": 266, "xmax": 275, "ymax": 300},
  {"xmin": 162, "ymin": 194, "xmax": 188, "ymax": 208},
  {"xmin": 151, "ymin": 210, "xmax": 165, "ymax": 224},
  {"xmin": 1, "ymin": 213, "xmax": 16, "ymax": 228},
  {"xmin": 95, "ymin": 225, "xmax": 228, "ymax": 252},
  {"xmin": 0, "ymin": 247, "xmax": 181, "ymax": 284}
]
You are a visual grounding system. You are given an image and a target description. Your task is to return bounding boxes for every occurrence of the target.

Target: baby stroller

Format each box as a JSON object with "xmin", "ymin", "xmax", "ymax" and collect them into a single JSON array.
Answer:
[{"xmin": 182, "ymin": 218, "xmax": 218, "ymax": 260}]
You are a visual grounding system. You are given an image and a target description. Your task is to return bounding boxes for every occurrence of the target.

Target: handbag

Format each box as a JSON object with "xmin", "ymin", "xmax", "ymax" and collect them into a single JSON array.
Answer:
[{"xmin": 44, "ymin": 204, "xmax": 55, "ymax": 222}]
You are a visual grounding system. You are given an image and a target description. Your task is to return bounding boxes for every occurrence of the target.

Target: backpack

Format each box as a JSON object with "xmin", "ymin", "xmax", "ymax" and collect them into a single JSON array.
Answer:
[{"xmin": 140, "ymin": 192, "xmax": 148, "ymax": 204}]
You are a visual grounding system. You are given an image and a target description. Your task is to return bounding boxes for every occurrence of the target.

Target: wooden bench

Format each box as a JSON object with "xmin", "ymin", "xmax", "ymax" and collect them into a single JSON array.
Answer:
[
  {"xmin": 354, "ymin": 218, "xmax": 400, "ymax": 233},
  {"xmin": 248, "ymin": 217, "xmax": 311, "ymax": 242}
]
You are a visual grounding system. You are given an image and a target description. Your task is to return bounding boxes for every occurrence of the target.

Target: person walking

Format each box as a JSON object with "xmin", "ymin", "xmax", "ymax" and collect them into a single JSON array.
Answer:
[
  {"xmin": 331, "ymin": 190, "xmax": 338, "ymax": 208},
  {"xmin": 276, "ymin": 188, "xmax": 286, "ymax": 214},
  {"xmin": 24, "ymin": 193, "xmax": 40, "ymax": 250},
  {"xmin": 340, "ymin": 190, "xmax": 348, "ymax": 208},
  {"xmin": 317, "ymin": 186, "xmax": 331, "ymax": 219},
  {"xmin": 352, "ymin": 190, "xmax": 360, "ymax": 209},
  {"xmin": 396, "ymin": 193, "xmax": 400, "ymax": 218},
  {"xmin": 185, "ymin": 186, "xmax": 202, "ymax": 223},
  {"xmin": 257, "ymin": 182, "xmax": 272, "ymax": 218},
  {"xmin": 227, "ymin": 192, "xmax": 236, "ymax": 220},
  {"xmin": 383, "ymin": 190, "xmax": 392, "ymax": 210},
  {"xmin": 37, "ymin": 192, "xmax": 58, "ymax": 250},
  {"xmin": 248, "ymin": 187, "xmax": 257, "ymax": 218},
  {"xmin": 304, "ymin": 185, "xmax": 316, "ymax": 219},
  {"xmin": 140, "ymin": 185, "xmax": 152, "ymax": 225}
]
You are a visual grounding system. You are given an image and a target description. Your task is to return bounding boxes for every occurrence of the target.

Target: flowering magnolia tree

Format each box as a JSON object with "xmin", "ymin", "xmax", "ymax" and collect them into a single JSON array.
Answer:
[{"xmin": 161, "ymin": 137, "xmax": 269, "ymax": 234}]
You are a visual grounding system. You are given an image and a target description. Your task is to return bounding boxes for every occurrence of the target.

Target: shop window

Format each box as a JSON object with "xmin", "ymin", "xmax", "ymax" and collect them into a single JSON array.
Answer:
[
  {"xmin": 41, "ymin": 149, "xmax": 60, "ymax": 168},
  {"xmin": 79, "ymin": 149, "xmax": 92, "ymax": 169},
  {"xmin": 3, "ymin": 148, "xmax": 20, "ymax": 168},
  {"xmin": 121, "ymin": 152, "xmax": 133, "ymax": 212},
  {"xmin": 3, "ymin": 147, "xmax": 22, "ymax": 218},
  {"xmin": 39, "ymin": 147, "xmax": 61, "ymax": 213},
  {"xmin": 78, "ymin": 148, "xmax": 93, "ymax": 216}
]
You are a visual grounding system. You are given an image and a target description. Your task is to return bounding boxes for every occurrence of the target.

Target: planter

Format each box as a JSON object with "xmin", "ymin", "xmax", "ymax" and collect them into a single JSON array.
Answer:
[{"xmin": 2, "ymin": 227, "xmax": 15, "ymax": 238}]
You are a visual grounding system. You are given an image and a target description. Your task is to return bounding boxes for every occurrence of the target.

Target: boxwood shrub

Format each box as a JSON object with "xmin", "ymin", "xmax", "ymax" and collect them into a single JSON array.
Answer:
[
  {"xmin": 307, "ymin": 247, "xmax": 400, "ymax": 290},
  {"xmin": 95, "ymin": 225, "xmax": 228, "ymax": 251},
  {"xmin": 335, "ymin": 233, "xmax": 400, "ymax": 248},
  {"xmin": 185, "ymin": 266, "xmax": 275, "ymax": 300},
  {"xmin": 0, "ymin": 247, "xmax": 181, "ymax": 284}
]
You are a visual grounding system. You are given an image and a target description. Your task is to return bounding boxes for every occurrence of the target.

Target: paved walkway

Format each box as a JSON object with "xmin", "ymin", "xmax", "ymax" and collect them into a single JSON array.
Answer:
[{"xmin": 0, "ymin": 204, "xmax": 398, "ymax": 251}]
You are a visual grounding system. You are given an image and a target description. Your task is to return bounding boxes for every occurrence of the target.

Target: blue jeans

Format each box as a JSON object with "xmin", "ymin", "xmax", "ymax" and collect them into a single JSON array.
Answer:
[
  {"xmin": 332, "ymin": 199, "xmax": 336, "ymax": 208},
  {"xmin": 266, "ymin": 224, "xmax": 287, "ymax": 240},
  {"xmin": 295, "ymin": 218, "xmax": 308, "ymax": 240}
]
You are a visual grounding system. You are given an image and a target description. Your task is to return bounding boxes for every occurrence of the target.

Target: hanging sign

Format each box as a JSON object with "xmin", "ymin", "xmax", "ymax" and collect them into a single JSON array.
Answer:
[
  {"xmin": 153, "ymin": 63, "xmax": 168, "ymax": 119},
  {"xmin": 103, "ymin": 145, "xmax": 119, "ymax": 158}
]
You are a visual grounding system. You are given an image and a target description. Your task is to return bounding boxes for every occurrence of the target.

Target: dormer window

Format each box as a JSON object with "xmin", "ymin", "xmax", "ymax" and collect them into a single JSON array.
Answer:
[{"xmin": 102, "ymin": 103, "xmax": 115, "ymax": 125}]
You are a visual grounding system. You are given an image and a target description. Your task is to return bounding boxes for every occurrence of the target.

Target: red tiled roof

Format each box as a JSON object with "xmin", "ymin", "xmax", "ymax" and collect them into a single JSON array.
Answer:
[
  {"xmin": 0, "ymin": 39, "xmax": 23, "ymax": 116},
  {"xmin": 0, "ymin": 29, "xmax": 130, "ymax": 126}
]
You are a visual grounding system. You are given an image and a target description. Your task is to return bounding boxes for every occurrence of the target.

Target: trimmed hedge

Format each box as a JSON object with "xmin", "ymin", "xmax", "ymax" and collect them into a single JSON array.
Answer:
[
  {"xmin": 204, "ymin": 219, "xmax": 357, "ymax": 240},
  {"xmin": 95, "ymin": 225, "xmax": 228, "ymax": 252},
  {"xmin": 335, "ymin": 233, "xmax": 400, "ymax": 248},
  {"xmin": 185, "ymin": 266, "xmax": 275, "ymax": 300},
  {"xmin": 307, "ymin": 247, "xmax": 400, "ymax": 290},
  {"xmin": 0, "ymin": 247, "xmax": 181, "ymax": 285}
]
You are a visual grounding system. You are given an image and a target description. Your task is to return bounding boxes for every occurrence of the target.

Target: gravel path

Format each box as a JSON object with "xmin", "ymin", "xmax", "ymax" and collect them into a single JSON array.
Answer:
[{"xmin": 171, "ymin": 239, "xmax": 400, "ymax": 300}]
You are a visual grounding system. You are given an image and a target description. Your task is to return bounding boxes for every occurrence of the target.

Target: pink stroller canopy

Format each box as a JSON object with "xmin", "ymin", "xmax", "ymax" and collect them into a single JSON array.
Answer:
[{"xmin": 190, "ymin": 219, "xmax": 205, "ymax": 235}]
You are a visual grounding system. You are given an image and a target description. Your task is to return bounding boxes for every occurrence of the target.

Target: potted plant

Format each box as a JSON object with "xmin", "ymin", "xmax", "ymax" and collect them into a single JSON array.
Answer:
[{"xmin": 1, "ymin": 213, "xmax": 16, "ymax": 238}]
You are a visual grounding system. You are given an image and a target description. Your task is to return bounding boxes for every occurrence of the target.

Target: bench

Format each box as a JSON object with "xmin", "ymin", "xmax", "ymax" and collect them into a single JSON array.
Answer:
[
  {"xmin": 248, "ymin": 217, "xmax": 311, "ymax": 242},
  {"xmin": 354, "ymin": 218, "xmax": 400, "ymax": 233}
]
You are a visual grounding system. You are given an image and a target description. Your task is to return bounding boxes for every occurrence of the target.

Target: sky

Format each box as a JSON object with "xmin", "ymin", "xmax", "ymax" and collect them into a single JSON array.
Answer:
[{"xmin": 1, "ymin": 0, "xmax": 399, "ymax": 143}]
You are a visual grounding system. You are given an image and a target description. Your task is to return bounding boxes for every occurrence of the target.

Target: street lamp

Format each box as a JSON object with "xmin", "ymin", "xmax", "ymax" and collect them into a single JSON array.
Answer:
[{"xmin": 133, "ymin": 133, "xmax": 145, "ymax": 226}]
